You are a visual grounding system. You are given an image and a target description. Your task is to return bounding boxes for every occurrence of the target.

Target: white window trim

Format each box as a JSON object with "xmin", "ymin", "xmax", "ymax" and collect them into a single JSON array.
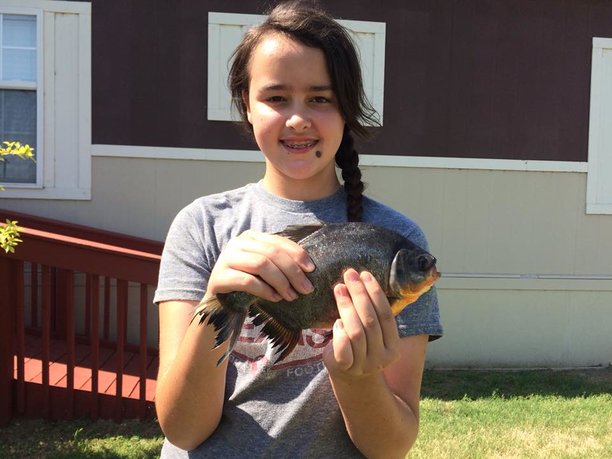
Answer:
[
  {"xmin": 207, "ymin": 12, "xmax": 386, "ymax": 125},
  {"xmin": 586, "ymin": 37, "xmax": 612, "ymax": 214},
  {"xmin": 0, "ymin": 0, "xmax": 91, "ymax": 200},
  {"xmin": 0, "ymin": 7, "xmax": 43, "ymax": 188}
]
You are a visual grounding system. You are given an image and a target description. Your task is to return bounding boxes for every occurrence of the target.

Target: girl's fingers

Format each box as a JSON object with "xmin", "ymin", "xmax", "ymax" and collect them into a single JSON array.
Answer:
[
  {"xmin": 239, "ymin": 232, "xmax": 315, "ymax": 297},
  {"xmin": 226, "ymin": 249, "xmax": 300, "ymax": 301},
  {"xmin": 328, "ymin": 269, "xmax": 400, "ymax": 375},
  {"xmin": 343, "ymin": 269, "xmax": 386, "ymax": 356},
  {"xmin": 330, "ymin": 318, "xmax": 353, "ymax": 370},
  {"xmin": 359, "ymin": 271, "xmax": 400, "ymax": 351},
  {"xmin": 212, "ymin": 266, "xmax": 283, "ymax": 303},
  {"xmin": 210, "ymin": 231, "xmax": 314, "ymax": 301},
  {"xmin": 242, "ymin": 230, "xmax": 315, "ymax": 272},
  {"xmin": 334, "ymin": 270, "xmax": 369, "ymax": 367}
]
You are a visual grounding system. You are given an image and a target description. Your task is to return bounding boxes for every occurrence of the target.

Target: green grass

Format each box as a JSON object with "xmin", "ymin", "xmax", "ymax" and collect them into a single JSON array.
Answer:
[
  {"xmin": 0, "ymin": 418, "xmax": 163, "ymax": 458},
  {"xmin": 412, "ymin": 367, "xmax": 612, "ymax": 458},
  {"xmin": 0, "ymin": 368, "xmax": 610, "ymax": 458}
]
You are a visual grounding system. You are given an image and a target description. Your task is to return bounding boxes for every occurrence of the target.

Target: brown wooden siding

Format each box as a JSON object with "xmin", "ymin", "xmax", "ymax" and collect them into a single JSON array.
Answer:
[{"xmin": 92, "ymin": 0, "xmax": 612, "ymax": 162}]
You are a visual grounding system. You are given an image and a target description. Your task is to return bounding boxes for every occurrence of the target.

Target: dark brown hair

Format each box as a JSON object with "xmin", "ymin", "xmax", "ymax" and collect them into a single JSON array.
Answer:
[{"xmin": 228, "ymin": 0, "xmax": 380, "ymax": 221}]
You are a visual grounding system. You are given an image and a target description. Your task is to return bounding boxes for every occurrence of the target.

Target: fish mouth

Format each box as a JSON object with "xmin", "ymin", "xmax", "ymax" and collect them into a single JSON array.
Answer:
[
  {"xmin": 400, "ymin": 266, "xmax": 440, "ymax": 295},
  {"xmin": 389, "ymin": 268, "xmax": 440, "ymax": 316}
]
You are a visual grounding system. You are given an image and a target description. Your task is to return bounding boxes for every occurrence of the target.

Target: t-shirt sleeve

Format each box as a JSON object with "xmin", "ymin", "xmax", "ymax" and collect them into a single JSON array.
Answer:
[
  {"xmin": 395, "ymin": 222, "xmax": 443, "ymax": 340},
  {"xmin": 153, "ymin": 205, "xmax": 212, "ymax": 304}
]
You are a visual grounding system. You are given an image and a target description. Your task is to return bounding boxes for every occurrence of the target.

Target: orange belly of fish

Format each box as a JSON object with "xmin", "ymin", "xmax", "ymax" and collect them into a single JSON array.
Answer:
[{"xmin": 390, "ymin": 296, "xmax": 419, "ymax": 316}]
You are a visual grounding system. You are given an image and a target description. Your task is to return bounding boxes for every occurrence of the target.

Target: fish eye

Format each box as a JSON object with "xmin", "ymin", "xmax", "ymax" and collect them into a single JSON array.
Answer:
[{"xmin": 417, "ymin": 254, "xmax": 436, "ymax": 271}]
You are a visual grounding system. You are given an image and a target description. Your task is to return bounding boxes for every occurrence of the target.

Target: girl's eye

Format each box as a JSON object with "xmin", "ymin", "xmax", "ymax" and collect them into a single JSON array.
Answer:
[
  {"xmin": 266, "ymin": 95, "xmax": 285, "ymax": 103},
  {"xmin": 311, "ymin": 96, "xmax": 331, "ymax": 104}
]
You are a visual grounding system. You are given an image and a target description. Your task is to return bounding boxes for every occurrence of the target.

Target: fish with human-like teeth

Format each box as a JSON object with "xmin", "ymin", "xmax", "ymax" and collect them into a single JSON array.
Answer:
[{"xmin": 193, "ymin": 222, "xmax": 441, "ymax": 365}]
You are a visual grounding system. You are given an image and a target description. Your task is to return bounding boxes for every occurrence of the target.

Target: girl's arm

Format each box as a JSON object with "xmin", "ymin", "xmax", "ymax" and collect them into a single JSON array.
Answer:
[
  {"xmin": 155, "ymin": 230, "xmax": 314, "ymax": 450},
  {"xmin": 156, "ymin": 298, "xmax": 230, "ymax": 451},
  {"xmin": 323, "ymin": 269, "xmax": 429, "ymax": 459}
]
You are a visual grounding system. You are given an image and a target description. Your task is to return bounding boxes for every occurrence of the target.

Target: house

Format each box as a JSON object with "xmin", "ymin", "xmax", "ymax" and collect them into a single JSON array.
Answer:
[{"xmin": 1, "ymin": 0, "xmax": 611, "ymax": 376}]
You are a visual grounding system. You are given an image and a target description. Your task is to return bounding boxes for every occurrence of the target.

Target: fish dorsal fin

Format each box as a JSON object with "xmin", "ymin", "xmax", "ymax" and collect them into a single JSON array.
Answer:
[
  {"xmin": 275, "ymin": 223, "xmax": 324, "ymax": 243},
  {"xmin": 249, "ymin": 305, "xmax": 301, "ymax": 363}
]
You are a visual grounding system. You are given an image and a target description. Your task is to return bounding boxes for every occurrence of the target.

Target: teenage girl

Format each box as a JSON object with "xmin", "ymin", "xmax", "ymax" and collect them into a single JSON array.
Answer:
[{"xmin": 154, "ymin": 1, "xmax": 442, "ymax": 457}]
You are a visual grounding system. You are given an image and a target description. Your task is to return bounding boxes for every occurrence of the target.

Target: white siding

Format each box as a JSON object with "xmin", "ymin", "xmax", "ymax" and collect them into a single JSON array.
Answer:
[{"xmin": 4, "ymin": 158, "xmax": 612, "ymax": 368}]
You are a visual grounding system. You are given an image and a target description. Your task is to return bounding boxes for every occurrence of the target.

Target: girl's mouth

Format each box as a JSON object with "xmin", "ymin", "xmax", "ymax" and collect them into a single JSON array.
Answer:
[{"xmin": 281, "ymin": 140, "xmax": 318, "ymax": 152}]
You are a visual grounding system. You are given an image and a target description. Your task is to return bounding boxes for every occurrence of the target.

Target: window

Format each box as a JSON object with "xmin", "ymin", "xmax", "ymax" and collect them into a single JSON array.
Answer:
[
  {"xmin": 0, "ymin": 0, "xmax": 91, "ymax": 200},
  {"xmin": 0, "ymin": 12, "xmax": 39, "ymax": 185},
  {"xmin": 207, "ymin": 12, "xmax": 386, "ymax": 125},
  {"xmin": 587, "ymin": 37, "xmax": 612, "ymax": 214}
]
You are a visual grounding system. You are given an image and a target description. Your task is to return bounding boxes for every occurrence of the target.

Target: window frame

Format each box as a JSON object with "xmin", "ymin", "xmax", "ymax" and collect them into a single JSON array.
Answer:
[
  {"xmin": 0, "ymin": 0, "xmax": 91, "ymax": 200},
  {"xmin": 586, "ymin": 37, "xmax": 612, "ymax": 215},
  {"xmin": 0, "ymin": 7, "xmax": 43, "ymax": 188}
]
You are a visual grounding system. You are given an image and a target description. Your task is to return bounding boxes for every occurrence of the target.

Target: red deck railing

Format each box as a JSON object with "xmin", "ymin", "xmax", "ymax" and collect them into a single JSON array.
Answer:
[{"xmin": 0, "ymin": 210, "xmax": 163, "ymax": 425}]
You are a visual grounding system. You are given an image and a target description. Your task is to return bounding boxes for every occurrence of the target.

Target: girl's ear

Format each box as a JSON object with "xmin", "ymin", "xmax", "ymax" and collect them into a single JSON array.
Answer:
[{"xmin": 242, "ymin": 90, "xmax": 252, "ymax": 124}]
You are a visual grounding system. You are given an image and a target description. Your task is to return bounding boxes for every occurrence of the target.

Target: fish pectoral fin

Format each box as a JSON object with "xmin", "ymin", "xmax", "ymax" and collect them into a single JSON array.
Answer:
[
  {"xmin": 250, "ymin": 306, "xmax": 301, "ymax": 363},
  {"xmin": 193, "ymin": 296, "xmax": 247, "ymax": 366},
  {"xmin": 274, "ymin": 223, "xmax": 324, "ymax": 243}
]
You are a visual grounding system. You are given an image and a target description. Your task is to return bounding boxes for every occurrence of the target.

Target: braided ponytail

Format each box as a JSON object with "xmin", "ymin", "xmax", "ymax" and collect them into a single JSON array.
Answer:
[{"xmin": 336, "ymin": 126, "xmax": 364, "ymax": 222}]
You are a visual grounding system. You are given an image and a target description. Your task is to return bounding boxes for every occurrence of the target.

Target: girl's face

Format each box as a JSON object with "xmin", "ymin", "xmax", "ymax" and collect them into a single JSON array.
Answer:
[{"xmin": 244, "ymin": 33, "xmax": 345, "ymax": 200}]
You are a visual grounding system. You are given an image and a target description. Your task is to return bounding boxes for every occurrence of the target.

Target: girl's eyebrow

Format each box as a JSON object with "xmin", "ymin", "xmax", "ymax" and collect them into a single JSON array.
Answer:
[
  {"xmin": 310, "ymin": 85, "xmax": 333, "ymax": 92},
  {"xmin": 260, "ymin": 83, "xmax": 333, "ymax": 92}
]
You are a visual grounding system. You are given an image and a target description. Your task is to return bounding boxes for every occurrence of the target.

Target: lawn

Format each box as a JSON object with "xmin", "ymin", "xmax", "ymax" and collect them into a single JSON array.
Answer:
[
  {"xmin": 0, "ymin": 368, "xmax": 610, "ymax": 458},
  {"xmin": 412, "ymin": 367, "xmax": 612, "ymax": 458},
  {"xmin": 0, "ymin": 418, "xmax": 163, "ymax": 458}
]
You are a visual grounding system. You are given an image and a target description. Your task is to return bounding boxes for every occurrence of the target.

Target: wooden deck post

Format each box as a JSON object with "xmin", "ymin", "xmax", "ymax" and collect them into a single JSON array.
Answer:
[
  {"xmin": 115, "ymin": 279, "xmax": 128, "ymax": 422},
  {"xmin": 0, "ymin": 257, "xmax": 16, "ymax": 426},
  {"xmin": 41, "ymin": 266, "xmax": 51, "ymax": 419}
]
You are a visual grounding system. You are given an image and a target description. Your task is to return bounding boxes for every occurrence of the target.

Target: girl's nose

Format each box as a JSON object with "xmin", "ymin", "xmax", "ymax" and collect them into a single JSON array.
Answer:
[{"xmin": 285, "ymin": 106, "xmax": 311, "ymax": 131}]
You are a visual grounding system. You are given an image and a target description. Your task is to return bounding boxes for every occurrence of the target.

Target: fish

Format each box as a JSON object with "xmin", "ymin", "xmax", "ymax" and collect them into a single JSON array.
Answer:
[{"xmin": 193, "ymin": 222, "xmax": 440, "ymax": 365}]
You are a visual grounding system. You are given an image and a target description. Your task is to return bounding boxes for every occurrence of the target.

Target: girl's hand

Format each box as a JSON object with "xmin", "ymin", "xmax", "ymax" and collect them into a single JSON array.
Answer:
[
  {"xmin": 206, "ymin": 229, "xmax": 315, "ymax": 302},
  {"xmin": 323, "ymin": 269, "xmax": 401, "ymax": 377}
]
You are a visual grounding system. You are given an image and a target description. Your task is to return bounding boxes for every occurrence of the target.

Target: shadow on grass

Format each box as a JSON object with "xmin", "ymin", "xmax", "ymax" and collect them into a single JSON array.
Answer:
[
  {"xmin": 422, "ymin": 367, "xmax": 612, "ymax": 400},
  {"xmin": 0, "ymin": 418, "xmax": 163, "ymax": 459}
]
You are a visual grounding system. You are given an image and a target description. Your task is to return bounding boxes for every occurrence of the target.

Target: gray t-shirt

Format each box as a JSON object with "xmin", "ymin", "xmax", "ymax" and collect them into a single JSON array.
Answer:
[{"xmin": 155, "ymin": 181, "xmax": 443, "ymax": 458}]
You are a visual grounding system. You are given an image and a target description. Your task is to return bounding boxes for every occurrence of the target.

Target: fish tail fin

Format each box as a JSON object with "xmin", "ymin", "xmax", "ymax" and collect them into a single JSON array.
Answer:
[
  {"xmin": 250, "ymin": 306, "xmax": 301, "ymax": 364},
  {"xmin": 192, "ymin": 296, "xmax": 247, "ymax": 366}
]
